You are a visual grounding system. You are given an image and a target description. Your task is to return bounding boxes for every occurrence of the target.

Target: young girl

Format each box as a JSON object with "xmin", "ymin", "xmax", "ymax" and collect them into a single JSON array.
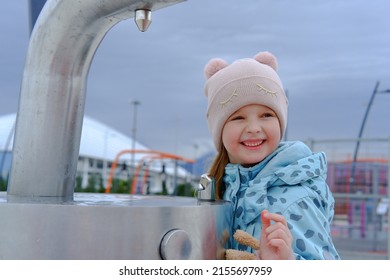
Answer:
[{"xmin": 204, "ymin": 51, "xmax": 340, "ymax": 260}]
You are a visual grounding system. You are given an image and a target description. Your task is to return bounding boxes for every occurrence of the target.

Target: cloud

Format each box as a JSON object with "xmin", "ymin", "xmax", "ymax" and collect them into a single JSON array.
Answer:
[{"xmin": 1, "ymin": 0, "xmax": 390, "ymax": 160}]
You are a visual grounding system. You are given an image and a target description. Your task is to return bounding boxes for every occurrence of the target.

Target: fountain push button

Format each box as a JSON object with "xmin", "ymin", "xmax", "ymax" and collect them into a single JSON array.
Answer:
[{"xmin": 159, "ymin": 229, "xmax": 192, "ymax": 260}]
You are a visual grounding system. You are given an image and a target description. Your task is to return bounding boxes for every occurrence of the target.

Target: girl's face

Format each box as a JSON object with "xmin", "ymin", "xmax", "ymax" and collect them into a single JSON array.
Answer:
[{"xmin": 222, "ymin": 104, "xmax": 281, "ymax": 167}]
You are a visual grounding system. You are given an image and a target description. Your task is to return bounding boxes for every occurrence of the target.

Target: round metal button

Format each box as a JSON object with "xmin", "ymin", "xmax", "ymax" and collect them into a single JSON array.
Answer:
[{"xmin": 160, "ymin": 229, "xmax": 192, "ymax": 260}]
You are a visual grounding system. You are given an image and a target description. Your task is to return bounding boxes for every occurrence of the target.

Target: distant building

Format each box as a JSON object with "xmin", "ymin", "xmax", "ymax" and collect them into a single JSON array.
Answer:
[{"xmin": 0, "ymin": 113, "xmax": 193, "ymax": 194}]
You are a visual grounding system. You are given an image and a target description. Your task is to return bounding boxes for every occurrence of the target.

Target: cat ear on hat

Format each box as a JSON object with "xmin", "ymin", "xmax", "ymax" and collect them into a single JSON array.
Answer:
[
  {"xmin": 253, "ymin": 51, "xmax": 278, "ymax": 71},
  {"xmin": 204, "ymin": 58, "xmax": 229, "ymax": 79}
]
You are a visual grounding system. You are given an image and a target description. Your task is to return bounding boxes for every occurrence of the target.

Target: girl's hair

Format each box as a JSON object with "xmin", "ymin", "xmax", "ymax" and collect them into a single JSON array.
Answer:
[{"xmin": 208, "ymin": 145, "xmax": 229, "ymax": 199}]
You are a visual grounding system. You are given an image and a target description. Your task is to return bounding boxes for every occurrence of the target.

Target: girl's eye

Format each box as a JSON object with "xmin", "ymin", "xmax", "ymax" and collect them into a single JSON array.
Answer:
[
  {"xmin": 262, "ymin": 112, "xmax": 275, "ymax": 118},
  {"xmin": 230, "ymin": 115, "xmax": 244, "ymax": 121}
]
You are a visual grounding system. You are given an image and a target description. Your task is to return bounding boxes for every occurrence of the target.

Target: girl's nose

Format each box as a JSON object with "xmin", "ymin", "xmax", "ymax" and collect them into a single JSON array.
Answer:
[{"xmin": 246, "ymin": 119, "xmax": 261, "ymax": 133}]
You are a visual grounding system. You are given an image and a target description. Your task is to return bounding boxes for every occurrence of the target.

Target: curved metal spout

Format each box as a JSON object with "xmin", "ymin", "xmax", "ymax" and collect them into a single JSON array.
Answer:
[{"xmin": 8, "ymin": 0, "xmax": 183, "ymax": 201}]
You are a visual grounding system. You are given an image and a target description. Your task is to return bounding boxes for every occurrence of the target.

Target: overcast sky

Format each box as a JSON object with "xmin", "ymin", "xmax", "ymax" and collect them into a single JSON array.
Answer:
[{"xmin": 1, "ymin": 0, "xmax": 390, "ymax": 160}]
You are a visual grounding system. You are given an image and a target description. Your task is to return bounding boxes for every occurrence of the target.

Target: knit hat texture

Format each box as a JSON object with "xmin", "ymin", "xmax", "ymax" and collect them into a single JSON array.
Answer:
[{"xmin": 204, "ymin": 51, "xmax": 288, "ymax": 150}]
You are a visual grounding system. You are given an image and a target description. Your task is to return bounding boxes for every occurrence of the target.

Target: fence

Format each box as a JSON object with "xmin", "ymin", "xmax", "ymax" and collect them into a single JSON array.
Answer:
[{"xmin": 307, "ymin": 137, "xmax": 390, "ymax": 259}]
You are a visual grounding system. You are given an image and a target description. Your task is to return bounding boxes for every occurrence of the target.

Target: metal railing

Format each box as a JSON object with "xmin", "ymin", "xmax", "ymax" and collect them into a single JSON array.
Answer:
[
  {"xmin": 306, "ymin": 137, "xmax": 390, "ymax": 259},
  {"xmin": 332, "ymin": 193, "xmax": 388, "ymax": 259}
]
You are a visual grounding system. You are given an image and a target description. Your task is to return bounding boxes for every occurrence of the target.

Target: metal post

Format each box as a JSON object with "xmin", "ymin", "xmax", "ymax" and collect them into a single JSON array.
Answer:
[
  {"xmin": 130, "ymin": 100, "xmax": 140, "ymax": 171},
  {"xmin": 7, "ymin": 0, "xmax": 184, "ymax": 201},
  {"xmin": 350, "ymin": 82, "xmax": 390, "ymax": 191},
  {"xmin": 350, "ymin": 81, "xmax": 380, "ymax": 190},
  {"xmin": 372, "ymin": 164, "xmax": 379, "ymax": 251}
]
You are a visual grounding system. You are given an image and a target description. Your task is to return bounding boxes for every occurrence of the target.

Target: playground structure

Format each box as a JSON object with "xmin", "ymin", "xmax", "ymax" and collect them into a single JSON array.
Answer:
[{"xmin": 104, "ymin": 149, "xmax": 195, "ymax": 194}]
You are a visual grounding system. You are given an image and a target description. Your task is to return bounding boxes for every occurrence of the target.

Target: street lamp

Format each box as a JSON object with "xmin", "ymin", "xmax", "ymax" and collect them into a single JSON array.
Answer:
[
  {"xmin": 129, "ymin": 99, "xmax": 140, "ymax": 172},
  {"xmin": 349, "ymin": 81, "xmax": 390, "ymax": 190}
]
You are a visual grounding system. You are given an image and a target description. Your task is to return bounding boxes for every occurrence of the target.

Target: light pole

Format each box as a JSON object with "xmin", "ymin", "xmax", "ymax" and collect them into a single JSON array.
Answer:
[
  {"xmin": 349, "ymin": 81, "xmax": 390, "ymax": 190},
  {"xmin": 347, "ymin": 81, "xmax": 390, "ymax": 242},
  {"xmin": 129, "ymin": 100, "xmax": 140, "ymax": 173}
]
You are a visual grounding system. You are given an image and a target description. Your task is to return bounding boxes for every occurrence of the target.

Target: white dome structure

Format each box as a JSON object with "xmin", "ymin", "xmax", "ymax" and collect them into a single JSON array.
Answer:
[
  {"xmin": 0, "ymin": 114, "xmax": 15, "ymax": 152},
  {"xmin": 0, "ymin": 113, "xmax": 193, "ymax": 194}
]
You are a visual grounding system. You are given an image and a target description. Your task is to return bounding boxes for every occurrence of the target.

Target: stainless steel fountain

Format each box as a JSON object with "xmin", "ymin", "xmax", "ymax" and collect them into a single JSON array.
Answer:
[{"xmin": 0, "ymin": 0, "xmax": 230, "ymax": 259}]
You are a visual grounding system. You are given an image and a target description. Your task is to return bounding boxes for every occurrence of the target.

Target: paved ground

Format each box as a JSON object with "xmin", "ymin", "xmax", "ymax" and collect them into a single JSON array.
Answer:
[
  {"xmin": 333, "ymin": 236, "xmax": 388, "ymax": 260},
  {"xmin": 331, "ymin": 220, "xmax": 389, "ymax": 259}
]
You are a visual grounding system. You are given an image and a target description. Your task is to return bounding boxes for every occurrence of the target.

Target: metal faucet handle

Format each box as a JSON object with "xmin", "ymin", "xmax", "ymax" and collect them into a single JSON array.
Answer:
[{"xmin": 197, "ymin": 173, "xmax": 215, "ymax": 201}]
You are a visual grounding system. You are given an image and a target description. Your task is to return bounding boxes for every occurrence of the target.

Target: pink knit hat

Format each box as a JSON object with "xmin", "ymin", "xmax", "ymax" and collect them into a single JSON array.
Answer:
[{"xmin": 204, "ymin": 51, "xmax": 288, "ymax": 151}]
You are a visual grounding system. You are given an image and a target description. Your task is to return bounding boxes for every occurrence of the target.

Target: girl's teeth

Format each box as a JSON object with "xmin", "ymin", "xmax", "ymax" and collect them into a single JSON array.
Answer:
[{"xmin": 243, "ymin": 141, "xmax": 263, "ymax": 147}]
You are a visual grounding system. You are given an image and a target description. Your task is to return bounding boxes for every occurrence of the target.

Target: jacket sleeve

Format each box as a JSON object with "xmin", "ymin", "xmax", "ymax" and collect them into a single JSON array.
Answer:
[{"xmin": 283, "ymin": 194, "xmax": 340, "ymax": 260}]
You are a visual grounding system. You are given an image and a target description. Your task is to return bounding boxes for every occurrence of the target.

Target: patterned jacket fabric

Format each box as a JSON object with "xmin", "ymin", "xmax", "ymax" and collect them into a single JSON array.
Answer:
[{"xmin": 223, "ymin": 141, "xmax": 340, "ymax": 259}]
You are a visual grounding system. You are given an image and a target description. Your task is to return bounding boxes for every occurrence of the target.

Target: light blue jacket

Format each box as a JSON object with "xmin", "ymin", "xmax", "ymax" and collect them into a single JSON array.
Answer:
[{"xmin": 223, "ymin": 141, "xmax": 340, "ymax": 260}]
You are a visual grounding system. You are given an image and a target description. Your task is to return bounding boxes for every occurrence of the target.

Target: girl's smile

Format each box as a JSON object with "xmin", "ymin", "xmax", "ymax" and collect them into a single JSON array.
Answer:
[{"xmin": 241, "ymin": 139, "xmax": 264, "ymax": 148}]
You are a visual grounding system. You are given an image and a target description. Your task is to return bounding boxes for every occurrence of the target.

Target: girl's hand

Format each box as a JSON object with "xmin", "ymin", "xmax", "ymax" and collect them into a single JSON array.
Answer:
[{"xmin": 257, "ymin": 210, "xmax": 295, "ymax": 260}]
